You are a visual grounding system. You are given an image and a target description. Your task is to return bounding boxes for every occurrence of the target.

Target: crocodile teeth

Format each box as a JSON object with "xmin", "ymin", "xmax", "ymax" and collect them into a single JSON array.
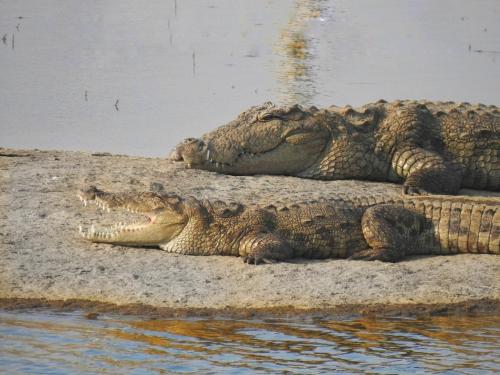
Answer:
[{"xmin": 94, "ymin": 200, "xmax": 109, "ymax": 212}]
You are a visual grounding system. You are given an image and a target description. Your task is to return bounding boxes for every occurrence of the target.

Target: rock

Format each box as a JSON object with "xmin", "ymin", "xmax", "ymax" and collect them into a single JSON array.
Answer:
[{"xmin": 0, "ymin": 148, "xmax": 498, "ymax": 315}]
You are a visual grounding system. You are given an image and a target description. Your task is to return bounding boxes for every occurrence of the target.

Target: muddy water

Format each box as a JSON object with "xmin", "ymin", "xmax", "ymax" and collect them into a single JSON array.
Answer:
[
  {"xmin": 1, "ymin": 0, "xmax": 499, "ymax": 156},
  {"xmin": 1, "ymin": 310, "xmax": 499, "ymax": 373}
]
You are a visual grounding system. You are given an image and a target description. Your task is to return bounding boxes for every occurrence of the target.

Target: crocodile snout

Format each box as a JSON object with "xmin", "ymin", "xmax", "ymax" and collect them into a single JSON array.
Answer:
[{"xmin": 169, "ymin": 138, "xmax": 207, "ymax": 167}]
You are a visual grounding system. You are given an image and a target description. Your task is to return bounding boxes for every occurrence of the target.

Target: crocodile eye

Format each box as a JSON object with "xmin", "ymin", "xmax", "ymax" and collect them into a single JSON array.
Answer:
[{"xmin": 258, "ymin": 113, "xmax": 277, "ymax": 122}]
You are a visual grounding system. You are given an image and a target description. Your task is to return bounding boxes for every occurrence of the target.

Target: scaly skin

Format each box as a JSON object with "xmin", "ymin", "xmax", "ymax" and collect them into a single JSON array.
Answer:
[
  {"xmin": 78, "ymin": 187, "xmax": 499, "ymax": 263},
  {"xmin": 171, "ymin": 100, "xmax": 500, "ymax": 194}
]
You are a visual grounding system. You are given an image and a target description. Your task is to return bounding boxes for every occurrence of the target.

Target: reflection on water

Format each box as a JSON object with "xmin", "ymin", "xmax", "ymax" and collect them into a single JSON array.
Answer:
[
  {"xmin": 274, "ymin": 0, "xmax": 327, "ymax": 106},
  {"xmin": 1, "ymin": 1, "xmax": 499, "ymax": 156},
  {"xmin": 275, "ymin": 0, "xmax": 500, "ymax": 109},
  {"xmin": 1, "ymin": 310, "xmax": 499, "ymax": 373}
]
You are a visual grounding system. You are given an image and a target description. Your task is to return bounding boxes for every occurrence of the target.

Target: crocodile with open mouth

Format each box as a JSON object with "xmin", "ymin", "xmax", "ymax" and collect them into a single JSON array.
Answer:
[
  {"xmin": 78, "ymin": 186, "xmax": 499, "ymax": 264},
  {"xmin": 170, "ymin": 100, "xmax": 500, "ymax": 194}
]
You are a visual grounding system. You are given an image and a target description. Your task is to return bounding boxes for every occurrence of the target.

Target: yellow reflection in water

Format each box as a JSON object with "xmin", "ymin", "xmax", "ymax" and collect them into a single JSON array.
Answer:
[
  {"xmin": 275, "ymin": 0, "xmax": 327, "ymax": 105},
  {"xmin": 110, "ymin": 314, "xmax": 500, "ymax": 366},
  {"xmin": 321, "ymin": 315, "xmax": 500, "ymax": 346},
  {"xmin": 2, "ymin": 311, "xmax": 499, "ymax": 373},
  {"xmin": 115, "ymin": 319, "xmax": 340, "ymax": 366},
  {"xmin": 109, "ymin": 327, "xmax": 220, "ymax": 357}
]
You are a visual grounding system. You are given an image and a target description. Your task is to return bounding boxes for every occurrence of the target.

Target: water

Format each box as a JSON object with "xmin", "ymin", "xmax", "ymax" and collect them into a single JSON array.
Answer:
[
  {"xmin": 1, "ymin": 0, "xmax": 499, "ymax": 156},
  {"xmin": 0, "ymin": 310, "xmax": 499, "ymax": 374}
]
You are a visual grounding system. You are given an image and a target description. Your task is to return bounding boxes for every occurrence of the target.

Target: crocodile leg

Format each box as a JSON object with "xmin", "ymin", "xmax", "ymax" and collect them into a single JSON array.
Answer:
[
  {"xmin": 350, "ymin": 204, "xmax": 434, "ymax": 262},
  {"xmin": 391, "ymin": 147, "xmax": 463, "ymax": 194},
  {"xmin": 239, "ymin": 233, "xmax": 293, "ymax": 265}
]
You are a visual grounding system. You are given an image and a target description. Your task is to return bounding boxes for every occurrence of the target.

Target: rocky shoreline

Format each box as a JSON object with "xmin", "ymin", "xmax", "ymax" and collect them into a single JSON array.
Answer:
[{"xmin": 1, "ymin": 148, "xmax": 499, "ymax": 316}]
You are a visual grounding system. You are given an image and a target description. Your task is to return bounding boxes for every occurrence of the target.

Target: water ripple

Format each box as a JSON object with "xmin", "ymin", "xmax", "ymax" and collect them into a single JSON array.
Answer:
[{"xmin": 1, "ymin": 311, "xmax": 499, "ymax": 374}]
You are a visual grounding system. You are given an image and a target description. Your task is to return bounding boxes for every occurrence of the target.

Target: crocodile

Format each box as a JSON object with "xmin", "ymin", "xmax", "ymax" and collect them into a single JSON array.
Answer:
[
  {"xmin": 171, "ymin": 100, "xmax": 500, "ymax": 194},
  {"xmin": 78, "ymin": 186, "xmax": 499, "ymax": 264}
]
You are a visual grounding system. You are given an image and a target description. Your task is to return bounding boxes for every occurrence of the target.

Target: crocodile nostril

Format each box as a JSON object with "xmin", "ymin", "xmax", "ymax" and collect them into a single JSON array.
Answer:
[{"xmin": 169, "ymin": 148, "xmax": 184, "ymax": 161}]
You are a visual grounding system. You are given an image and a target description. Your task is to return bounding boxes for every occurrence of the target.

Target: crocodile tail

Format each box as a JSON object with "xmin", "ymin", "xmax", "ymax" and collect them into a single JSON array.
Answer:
[{"xmin": 403, "ymin": 196, "xmax": 499, "ymax": 255}]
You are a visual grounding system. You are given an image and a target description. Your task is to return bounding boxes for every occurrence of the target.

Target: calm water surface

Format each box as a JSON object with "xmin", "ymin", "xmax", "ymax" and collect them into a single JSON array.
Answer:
[
  {"xmin": 0, "ymin": 310, "xmax": 499, "ymax": 374},
  {"xmin": 1, "ymin": 0, "xmax": 499, "ymax": 156}
]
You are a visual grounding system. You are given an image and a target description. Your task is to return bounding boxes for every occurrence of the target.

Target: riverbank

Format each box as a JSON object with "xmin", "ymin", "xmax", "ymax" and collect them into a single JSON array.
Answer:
[{"xmin": 1, "ymin": 148, "xmax": 499, "ymax": 316}]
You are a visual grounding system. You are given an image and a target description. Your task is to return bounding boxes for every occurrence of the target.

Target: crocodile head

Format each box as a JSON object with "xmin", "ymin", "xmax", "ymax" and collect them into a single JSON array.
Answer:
[
  {"xmin": 78, "ymin": 186, "xmax": 190, "ymax": 247},
  {"xmin": 170, "ymin": 102, "xmax": 331, "ymax": 175}
]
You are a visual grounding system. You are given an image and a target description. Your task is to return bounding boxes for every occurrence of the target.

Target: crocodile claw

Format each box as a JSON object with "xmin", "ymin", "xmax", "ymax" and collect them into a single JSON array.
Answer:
[
  {"xmin": 349, "ymin": 248, "xmax": 402, "ymax": 262},
  {"xmin": 403, "ymin": 185, "xmax": 430, "ymax": 196}
]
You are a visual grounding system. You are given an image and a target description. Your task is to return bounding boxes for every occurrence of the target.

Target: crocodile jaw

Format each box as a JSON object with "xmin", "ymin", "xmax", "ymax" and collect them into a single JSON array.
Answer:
[
  {"xmin": 79, "ymin": 220, "xmax": 184, "ymax": 247},
  {"xmin": 170, "ymin": 102, "xmax": 331, "ymax": 175},
  {"xmin": 171, "ymin": 134, "xmax": 328, "ymax": 175},
  {"xmin": 78, "ymin": 194, "xmax": 186, "ymax": 247}
]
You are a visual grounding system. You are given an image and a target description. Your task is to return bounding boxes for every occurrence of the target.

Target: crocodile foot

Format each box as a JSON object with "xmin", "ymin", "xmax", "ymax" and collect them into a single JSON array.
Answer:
[
  {"xmin": 349, "ymin": 248, "xmax": 403, "ymax": 262},
  {"xmin": 402, "ymin": 185, "xmax": 430, "ymax": 196},
  {"xmin": 242, "ymin": 255, "xmax": 278, "ymax": 265}
]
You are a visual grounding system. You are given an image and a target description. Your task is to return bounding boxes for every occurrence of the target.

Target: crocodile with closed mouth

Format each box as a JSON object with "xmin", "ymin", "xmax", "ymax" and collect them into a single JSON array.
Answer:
[{"xmin": 171, "ymin": 100, "xmax": 500, "ymax": 194}]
